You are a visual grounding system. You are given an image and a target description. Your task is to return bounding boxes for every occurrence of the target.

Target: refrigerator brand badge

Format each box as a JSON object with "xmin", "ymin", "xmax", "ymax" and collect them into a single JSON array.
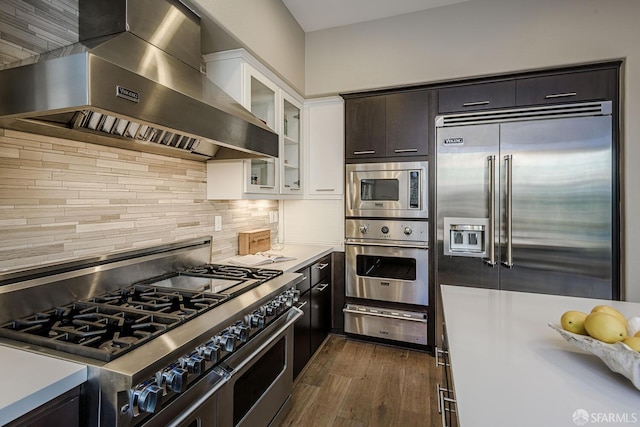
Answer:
[
  {"xmin": 444, "ymin": 137, "xmax": 464, "ymax": 145},
  {"xmin": 116, "ymin": 85, "xmax": 140, "ymax": 103}
]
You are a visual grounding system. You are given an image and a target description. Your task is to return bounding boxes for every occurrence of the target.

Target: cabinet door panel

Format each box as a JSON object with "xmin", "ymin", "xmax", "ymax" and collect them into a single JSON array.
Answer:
[
  {"xmin": 438, "ymin": 80, "xmax": 515, "ymax": 113},
  {"xmin": 516, "ymin": 68, "xmax": 616, "ymax": 106},
  {"xmin": 345, "ymin": 96, "xmax": 386, "ymax": 159},
  {"xmin": 293, "ymin": 291, "xmax": 311, "ymax": 379},
  {"xmin": 386, "ymin": 91, "xmax": 429, "ymax": 157},
  {"xmin": 310, "ymin": 281, "xmax": 331, "ymax": 354}
]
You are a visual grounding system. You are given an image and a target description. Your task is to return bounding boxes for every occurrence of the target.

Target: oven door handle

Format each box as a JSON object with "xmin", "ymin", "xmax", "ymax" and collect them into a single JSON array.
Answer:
[
  {"xmin": 345, "ymin": 240, "xmax": 428, "ymax": 250},
  {"xmin": 166, "ymin": 373, "xmax": 228, "ymax": 427},
  {"xmin": 226, "ymin": 307, "xmax": 303, "ymax": 377},
  {"xmin": 343, "ymin": 307, "xmax": 428, "ymax": 323}
]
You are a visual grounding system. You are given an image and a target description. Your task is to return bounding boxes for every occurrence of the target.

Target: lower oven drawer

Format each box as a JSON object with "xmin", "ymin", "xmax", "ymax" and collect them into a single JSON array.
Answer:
[{"xmin": 343, "ymin": 304, "xmax": 428, "ymax": 345}]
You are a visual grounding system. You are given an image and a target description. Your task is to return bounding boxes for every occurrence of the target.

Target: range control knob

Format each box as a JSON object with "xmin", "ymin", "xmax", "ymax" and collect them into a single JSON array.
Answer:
[
  {"xmin": 183, "ymin": 355, "xmax": 206, "ymax": 375},
  {"xmin": 381, "ymin": 226, "xmax": 389, "ymax": 234},
  {"xmin": 359, "ymin": 225, "xmax": 368, "ymax": 234},
  {"xmin": 199, "ymin": 344, "xmax": 221, "ymax": 363},
  {"xmin": 403, "ymin": 227, "xmax": 413, "ymax": 235},
  {"xmin": 163, "ymin": 368, "xmax": 188, "ymax": 393},
  {"xmin": 231, "ymin": 322, "xmax": 250, "ymax": 343},
  {"xmin": 248, "ymin": 312, "xmax": 265, "ymax": 329},
  {"xmin": 218, "ymin": 333, "xmax": 236, "ymax": 352},
  {"xmin": 136, "ymin": 384, "xmax": 162, "ymax": 414}
]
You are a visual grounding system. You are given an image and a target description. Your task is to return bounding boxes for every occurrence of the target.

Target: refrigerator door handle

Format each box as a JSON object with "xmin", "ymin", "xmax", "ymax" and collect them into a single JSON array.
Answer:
[
  {"xmin": 503, "ymin": 154, "xmax": 514, "ymax": 268},
  {"xmin": 484, "ymin": 155, "xmax": 497, "ymax": 266}
]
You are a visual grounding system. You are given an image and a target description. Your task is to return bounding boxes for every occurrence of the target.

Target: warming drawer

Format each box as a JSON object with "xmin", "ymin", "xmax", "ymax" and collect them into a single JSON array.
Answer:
[{"xmin": 343, "ymin": 304, "xmax": 428, "ymax": 345}]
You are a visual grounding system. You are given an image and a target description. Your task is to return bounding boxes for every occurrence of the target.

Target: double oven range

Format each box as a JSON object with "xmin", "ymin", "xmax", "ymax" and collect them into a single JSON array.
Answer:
[
  {"xmin": 0, "ymin": 238, "xmax": 302, "ymax": 427},
  {"xmin": 343, "ymin": 161, "xmax": 429, "ymax": 347}
]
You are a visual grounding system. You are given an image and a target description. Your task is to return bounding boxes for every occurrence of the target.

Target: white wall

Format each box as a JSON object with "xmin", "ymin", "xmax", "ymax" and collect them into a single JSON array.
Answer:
[
  {"xmin": 190, "ymin": 0, "xmax": 306, "ymax": 94},
  {"xmin": 304, "ymin": 0, "xmax": 640, "ymax": 302}
]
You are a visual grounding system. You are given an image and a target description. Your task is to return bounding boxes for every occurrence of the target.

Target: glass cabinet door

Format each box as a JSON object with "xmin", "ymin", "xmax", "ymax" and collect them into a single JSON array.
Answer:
[
  {"xmin": 246, "ymin": 71, "xmax": 278, "ymax": 193},
  {"xmin": 282, "ymin": 96, "xmax": 301, "ymax": 193}
]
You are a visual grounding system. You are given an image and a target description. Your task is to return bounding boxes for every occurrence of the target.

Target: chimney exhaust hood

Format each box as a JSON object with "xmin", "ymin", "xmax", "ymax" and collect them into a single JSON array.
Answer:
[{"xmin": 0, "ymin": 0, "xmax": 278, "ymax": 161}]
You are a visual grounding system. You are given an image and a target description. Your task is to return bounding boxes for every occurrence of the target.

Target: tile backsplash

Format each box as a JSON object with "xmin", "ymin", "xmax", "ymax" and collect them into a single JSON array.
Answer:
[{"xmin": 0, "ymin": 129, "xmax": 278, "ymax": 271}]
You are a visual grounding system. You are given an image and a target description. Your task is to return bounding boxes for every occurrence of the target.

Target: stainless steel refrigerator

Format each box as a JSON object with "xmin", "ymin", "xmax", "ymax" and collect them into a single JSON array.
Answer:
[{"xmin": 435, "ymin": 101, "xmax": 619, "ymax": 299}]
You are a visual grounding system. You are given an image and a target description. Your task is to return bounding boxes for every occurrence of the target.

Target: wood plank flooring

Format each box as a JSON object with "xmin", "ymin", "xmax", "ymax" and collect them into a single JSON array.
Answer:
[{"xmin": 279, "ymin": 335, "xmax": 442, "ymax": 427}]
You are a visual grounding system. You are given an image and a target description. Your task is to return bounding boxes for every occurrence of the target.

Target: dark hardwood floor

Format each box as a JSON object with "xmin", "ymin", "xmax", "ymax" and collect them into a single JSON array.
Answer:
[{"xmin": 279, "ymin": 334, "xmax": 442, "ymax": 427}]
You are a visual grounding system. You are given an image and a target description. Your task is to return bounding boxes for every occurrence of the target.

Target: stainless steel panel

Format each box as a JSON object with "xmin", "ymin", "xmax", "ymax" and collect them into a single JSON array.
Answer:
[
  {"xmin": 498, "ymin": 115, "xmax": 613, "ymax": 297},
  {"xmin": 0, "ymin": 0, "xmax": 279, "ymax": 161},
  {"xmin": 436, "ymin": 123, "xmax": 500, "ymax": 289},
  {"xmin": 345, "ymin": 218, "xmax": 428, "ymax": 247},
  {"xmin": 436, "ymin": 101, "xmax": 614, "ymax": 299},
  {"xmin": 345, "ymin": 244, "xmax": 429, "ymax": 305},
  {"xmin": 343, "ymin": 304, "xmax": 428, "ymax": 345}
]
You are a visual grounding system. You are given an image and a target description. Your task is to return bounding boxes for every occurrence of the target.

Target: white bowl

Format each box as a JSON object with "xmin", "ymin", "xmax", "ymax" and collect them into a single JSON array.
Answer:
[{"xmin": 549, "ymin": 323, "xmax": 640, "ymax": 390}]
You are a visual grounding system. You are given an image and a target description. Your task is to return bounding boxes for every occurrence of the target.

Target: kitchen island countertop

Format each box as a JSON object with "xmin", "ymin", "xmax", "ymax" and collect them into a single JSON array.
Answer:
[
  {"xmin": 441, "ymin": 285, "xmax": 640, "ymax": 426},
  {"xmin": 0, "ymin": 345, "xmax": 87, "ymax": 425}
]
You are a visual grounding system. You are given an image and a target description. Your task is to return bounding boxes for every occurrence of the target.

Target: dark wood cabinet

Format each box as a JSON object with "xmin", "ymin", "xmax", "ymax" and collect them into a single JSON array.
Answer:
[
  {"xmin": 515, "ymin": 68, "xmax": 617, "ymax": 106},
  {"xmin": 293, "ymin": 254, "xmax": 332, "ymax": 379},
  {"xmin": 345, "ymin": 91, "xmax": 429, "ymax": 160},
  {"xmin": 437, "ymin": 67, "xmax": 618, "ymax": 115},
  {"xmin": 438, "ymin": 80, "xmax": 516, "ymax": 113},
  {"xmin": 7, "ymin": 387, "xmax": 80, "ymax": 427},
  {"xmin": 345, "ymin": 96, "xmax": 386, "ymax": 159},
  {"xmin": 385, "ymin": 91, "xmax": 430, "ymax": 157}
]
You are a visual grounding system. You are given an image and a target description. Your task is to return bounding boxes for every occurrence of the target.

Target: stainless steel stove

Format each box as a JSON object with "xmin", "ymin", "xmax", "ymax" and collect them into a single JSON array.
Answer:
[{"xmin": 0, "ymin": 238, "xmax": 302, "ymax": 427}]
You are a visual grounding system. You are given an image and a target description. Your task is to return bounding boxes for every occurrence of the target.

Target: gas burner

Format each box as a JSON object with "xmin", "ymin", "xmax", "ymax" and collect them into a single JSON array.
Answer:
[
  {"xmin": 0, "ymin": 303, "xmax": 182, "ymax": 361},
  {"xmin": 84, "ymin": 284, "xmax": 228, "ymax": 318},
  {"xmin": 183, "ymin": 264, "xmax": 283, "ymax": 282}
]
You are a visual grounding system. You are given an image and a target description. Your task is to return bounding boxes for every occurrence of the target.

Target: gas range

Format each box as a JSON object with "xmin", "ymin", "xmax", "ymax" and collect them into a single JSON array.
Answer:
[{"xmin": 0, "ymin": 240, "xmax": 302, "ymax": 427}]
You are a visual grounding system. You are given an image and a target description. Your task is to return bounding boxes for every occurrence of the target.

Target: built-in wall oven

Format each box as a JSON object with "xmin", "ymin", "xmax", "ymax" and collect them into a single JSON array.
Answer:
[{"xmin": 343, "ymin": 218, "xmax": 429, "ymax": 346}]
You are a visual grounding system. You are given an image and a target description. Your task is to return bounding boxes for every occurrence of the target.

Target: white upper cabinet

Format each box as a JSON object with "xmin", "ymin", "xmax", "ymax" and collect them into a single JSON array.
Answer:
[
  {"xmin": 304, "ymin": 97, "xmax": 344, "ymax": 197},
  {"xmin": 204, "ymin": 49, "xmax": 304, "ymax": 199}
]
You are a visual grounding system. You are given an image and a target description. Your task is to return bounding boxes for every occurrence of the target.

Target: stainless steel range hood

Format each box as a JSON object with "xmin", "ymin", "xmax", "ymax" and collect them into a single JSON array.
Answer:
[{"xmin": 0, "ymin": 0, "xmax": 278, "ymax": 161}]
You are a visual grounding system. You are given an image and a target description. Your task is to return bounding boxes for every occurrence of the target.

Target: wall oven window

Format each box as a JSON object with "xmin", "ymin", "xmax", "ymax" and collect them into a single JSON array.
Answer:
[
  {"xmin": 361, "ymin": 178, "xmax": 399, "ymax": 201},
  {"xmin": 233, "ymin": 338, "xmax": 285, "ymax": 425},
  {"xmin": 357, "ymin": 254, "xmax": 417, "ymax": 281}
]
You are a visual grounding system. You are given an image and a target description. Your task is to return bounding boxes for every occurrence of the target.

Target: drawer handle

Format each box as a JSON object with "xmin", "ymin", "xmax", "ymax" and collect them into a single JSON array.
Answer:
[
  {"xmin": 394, "ymin": 148, "xmax": 418, "ymax": 153},
  {"xmin": 462, "ymin": 100, "xmax": 490, "ymax": 107},
  {"xmin": 353, "ymin": 150, "xmax": 376, "ymax": 155},
  {"xmin": 315, "ymin": 262, "xmax": 329, "ymax": 270},
  {"xmin": 315, "ymin": 188, "xmax": 335, "ymax": 192},
  {"xmin": 544, "ymin": 92, "xmax": 577, "ymax": 99},
  {"xmin": 259, "ymin": 186, "xmax": 275, "ymax": 189},
  {"xmin": 297, "ymin": 301, "xmax": 308, "ymax": 309},
  {"xmin": 343, "ymin": 308, "xmax": 427, "ymax": 323},
  {"xmin": 435, "ymin": 347, "xmax": 450, "ymax": 367},
  {"xmin": 315, "ymin": 283, "xmax": 330, "ymax": 292}
]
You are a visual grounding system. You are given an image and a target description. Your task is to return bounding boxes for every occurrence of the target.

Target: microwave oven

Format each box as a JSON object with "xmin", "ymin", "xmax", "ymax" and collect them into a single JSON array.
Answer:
[{"xmin": 345, "ymin": 161, "xmax": 428, "ymax": 218}]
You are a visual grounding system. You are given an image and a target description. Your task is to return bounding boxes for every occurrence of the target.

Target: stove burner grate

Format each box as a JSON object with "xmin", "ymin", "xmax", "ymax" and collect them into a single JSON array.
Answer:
[{"xmin": 0, "ymin": 303, "xmax": 183, "ymax": 361}]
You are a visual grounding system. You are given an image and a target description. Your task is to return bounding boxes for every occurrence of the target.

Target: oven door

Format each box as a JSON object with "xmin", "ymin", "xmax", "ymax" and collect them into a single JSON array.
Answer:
[
  {"xmin": 346, "ymin": 243, "xmax": 428, "ymax": 306},
  {"xmin": 218, "ymin": 307, "xmax": 302, "ymax": 427}
]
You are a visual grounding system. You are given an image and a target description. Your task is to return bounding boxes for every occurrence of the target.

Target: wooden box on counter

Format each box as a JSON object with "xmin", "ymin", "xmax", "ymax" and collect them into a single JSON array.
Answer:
[{"xmin": 238, "ymin": 229, "xmax": 271, "ymax": 255}]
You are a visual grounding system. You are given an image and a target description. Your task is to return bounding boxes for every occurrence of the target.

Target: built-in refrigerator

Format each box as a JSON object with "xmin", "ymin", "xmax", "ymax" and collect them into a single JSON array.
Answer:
[{"xmin": 435, "ymin": 101, "xmax": 619, "ymax": 300}]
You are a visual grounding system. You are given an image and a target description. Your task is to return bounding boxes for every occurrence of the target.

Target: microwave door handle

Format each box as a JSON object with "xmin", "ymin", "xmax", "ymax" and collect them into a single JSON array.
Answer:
[
  {"xmin": 484, "ymin": 155, "xmax": 496, "ymax": 266},
  {"xmin": 502, "ymin": 155, "xmax": 514, "ymax": 268}
]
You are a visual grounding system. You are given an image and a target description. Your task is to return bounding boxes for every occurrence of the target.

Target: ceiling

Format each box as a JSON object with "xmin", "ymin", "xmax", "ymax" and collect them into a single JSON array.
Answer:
[{"xmin": 281, "ymin": 0, "xmax": 474, "ymax": 32}]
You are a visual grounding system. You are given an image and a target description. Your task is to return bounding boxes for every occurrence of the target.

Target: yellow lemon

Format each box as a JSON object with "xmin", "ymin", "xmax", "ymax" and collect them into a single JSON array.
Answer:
[
  {"xmin": 623, "ymin": 337, "xmax": 640, "ymax": 352},
  {"xmin": 584, "ymin": 312, "xmax": 627, "ymax": 343},
  {"xmin": 591, "ymin": 305, "xmax": 628, "ymax": 329},
  {"xmin": 560, "ymin": 311, "xmax": 588, "ymax": 335}
]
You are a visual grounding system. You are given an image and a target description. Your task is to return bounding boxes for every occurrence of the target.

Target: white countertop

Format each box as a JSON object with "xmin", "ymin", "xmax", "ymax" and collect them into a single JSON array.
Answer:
[
  {"xmin": 220, "ymin": 244, "xmax": 334, "ymax": 273},
  {"xmin": 441, "ymin": 285, "xmax": 640, "ymax": 427},
  {"xmin": 0, "ymin": 346, "xmax": 87, "ymax": 425}
]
